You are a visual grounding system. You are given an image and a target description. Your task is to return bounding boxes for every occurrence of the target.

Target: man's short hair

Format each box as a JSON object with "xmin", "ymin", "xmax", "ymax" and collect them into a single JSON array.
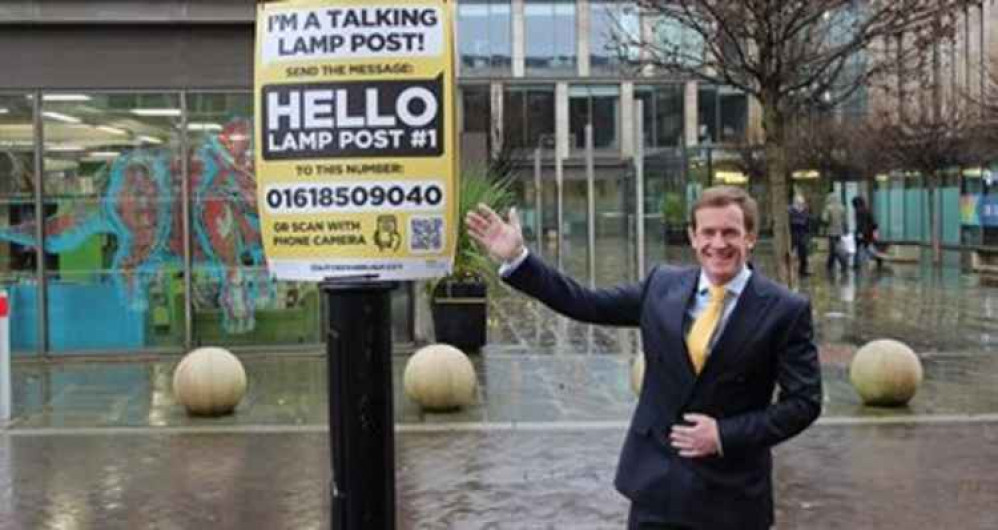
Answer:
[{"xmin": 689, "ymin": 186, "xmax": 758, "ymax": 235}]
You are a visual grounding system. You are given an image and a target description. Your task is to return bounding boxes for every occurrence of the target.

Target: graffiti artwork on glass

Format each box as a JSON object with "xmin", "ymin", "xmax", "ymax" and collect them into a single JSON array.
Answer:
[
  {"xmin": 0, "ymin": 118, "xmax": 275, "ymax": 333},
  {"xmin": 961, "ymin": 194, "xmax": 981, "ymax": 226}
]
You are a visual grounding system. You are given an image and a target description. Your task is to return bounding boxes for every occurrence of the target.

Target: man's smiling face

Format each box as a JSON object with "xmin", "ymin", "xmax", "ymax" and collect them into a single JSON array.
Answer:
[{"xmin": 688, "ymin": 203, "xmax": 756, "ymax": 285}]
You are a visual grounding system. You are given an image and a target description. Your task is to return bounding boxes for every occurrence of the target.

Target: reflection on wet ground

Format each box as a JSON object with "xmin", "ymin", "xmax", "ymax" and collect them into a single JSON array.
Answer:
[
  {"xmin": 5, "ymin": 241, "xmax": 998, "ymax": 528},
  {"xmin": 3, "ymin": 423, "xmax": 998, "ymax": 529},
  {"xmin": 500, "ymin": 238, "xmax": 998, "ymax": 356},
  {"xmin": 11, "ymin": 351, "xmax": 998, "ymax": 429}
]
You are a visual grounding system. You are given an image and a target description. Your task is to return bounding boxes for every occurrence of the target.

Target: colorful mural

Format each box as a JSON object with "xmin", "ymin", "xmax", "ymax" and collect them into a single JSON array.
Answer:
[
  {"xmin": 0, "ymin": 118, "xmax": 274, "ymax": 334},
  {"xmin": 961, "ymin": 194, "xmax": 981, "ymax": 226}
]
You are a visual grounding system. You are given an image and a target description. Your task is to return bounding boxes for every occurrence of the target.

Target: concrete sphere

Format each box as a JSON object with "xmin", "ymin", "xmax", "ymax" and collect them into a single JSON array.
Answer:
[
  {"xmin": 630, "ymin": 353, "xmax": 645, "ymax": 396},
  {"xmin": 404, "ymin": 344, "xmax": 477, "ymax": 411},
  {"xmin": 173, "ymin": 347, "xmax": 247, "ymax": 416},
  {"xmin": 849, "ymin": 339, "xmax": 923, "ymax": 406}
]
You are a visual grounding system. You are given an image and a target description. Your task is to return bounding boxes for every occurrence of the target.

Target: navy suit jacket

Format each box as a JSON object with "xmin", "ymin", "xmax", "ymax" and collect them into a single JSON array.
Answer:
[{"xmin": 504, "ymin": 254, "xmax": 822, "ymax": 529}]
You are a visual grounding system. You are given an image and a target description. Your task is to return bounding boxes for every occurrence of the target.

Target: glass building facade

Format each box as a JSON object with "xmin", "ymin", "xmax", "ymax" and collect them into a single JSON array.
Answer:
[
  {"xmin": 457, "ymin": 0, "xmax": 513, "ymax": 76},
  {"xmin": 524, "ymin": 1, "xmax": 577, "ymax": 76},
  {"xmin": 0, "ymin": 90, "xmax": 414, "ymax": 355},
  {"xmin": 0, "ymin": 0, "xmax": 757, "ymax": 355}
]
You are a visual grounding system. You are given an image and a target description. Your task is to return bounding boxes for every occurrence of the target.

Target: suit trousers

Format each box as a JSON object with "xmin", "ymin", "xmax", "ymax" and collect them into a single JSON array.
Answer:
[
  {"xmin": 627, "ymin": 504, "xmax": 692, "ymax": 529},
  {"xmin": 627, "ymin": 503, "xmax": 771, "ymax": 530}
]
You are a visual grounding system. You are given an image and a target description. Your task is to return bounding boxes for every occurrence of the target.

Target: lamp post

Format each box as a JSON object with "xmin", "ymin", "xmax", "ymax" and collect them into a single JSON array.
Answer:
[
  {"xmin": 706, "ymin": 144, "xmax": 714, "ymax": 187},
  {"xmin": 533, "ymin": 145, "xmax": 544, "ymax": 259},
  {"xmin": 321, "ymin": 279, "xmax": 398, "ymax": 530},
  {"xmin": 698, "ymin": 130, "xmax": 714, "ymax": 188}
]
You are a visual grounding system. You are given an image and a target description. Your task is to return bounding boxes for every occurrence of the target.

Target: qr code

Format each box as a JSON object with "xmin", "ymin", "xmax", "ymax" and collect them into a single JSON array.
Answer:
[{"xmin": 409, "ymin": 216, "xmax": 444, "ymax": 252}]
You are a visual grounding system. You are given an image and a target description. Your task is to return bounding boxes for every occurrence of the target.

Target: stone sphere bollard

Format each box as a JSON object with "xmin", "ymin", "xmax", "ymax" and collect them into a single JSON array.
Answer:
[
  {"xmin": 631, "ymin": 353, "xmax": 645, "ymax": 396},
  {"xmin": 173, "ymin": 347, "xmax": 248, "ymax": 416},
  {"xmin": 849, "ymin": 339, "xmax": 923, "ymax": 406},
  {"xmin": 404, "ymin": 344, "xmax": 477, "ymax": 411}
]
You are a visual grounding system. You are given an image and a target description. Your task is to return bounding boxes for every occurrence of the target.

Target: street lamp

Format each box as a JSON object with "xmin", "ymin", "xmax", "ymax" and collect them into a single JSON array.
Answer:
[{"xmin": 699, "ymin": 133, "xmax": 714, "ymax": 187}]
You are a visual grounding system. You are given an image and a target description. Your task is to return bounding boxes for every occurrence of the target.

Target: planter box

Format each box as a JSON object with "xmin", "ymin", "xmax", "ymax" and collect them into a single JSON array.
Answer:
[{"xmin": 431, "ymin": 280, "xmax": 486, "ymax": 351}]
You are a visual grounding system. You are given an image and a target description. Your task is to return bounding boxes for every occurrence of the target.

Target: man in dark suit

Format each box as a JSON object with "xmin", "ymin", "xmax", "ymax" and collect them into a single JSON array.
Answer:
[{"xmin": 466, "ymin": 186, "xmax": 822, "ymax": 529}]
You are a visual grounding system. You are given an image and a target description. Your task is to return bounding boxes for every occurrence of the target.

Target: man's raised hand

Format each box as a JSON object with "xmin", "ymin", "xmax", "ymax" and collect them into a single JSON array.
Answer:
[{"xmin": 465, "ymin": 203, "xmax": 524, "ymax": 262}]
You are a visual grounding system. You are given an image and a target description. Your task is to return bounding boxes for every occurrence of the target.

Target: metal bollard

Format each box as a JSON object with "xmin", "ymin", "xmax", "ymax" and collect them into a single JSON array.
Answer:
[{"xmin": 1, "ymin": 290, "xmax": 10, "ymax": 424}]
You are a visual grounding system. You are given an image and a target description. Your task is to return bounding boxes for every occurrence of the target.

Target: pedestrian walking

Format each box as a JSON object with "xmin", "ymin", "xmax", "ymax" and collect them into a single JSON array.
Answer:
[
  {"xmin": 851, "ymin": 196, "xmax": 880, "ymax": 271},
  {"xmin": 821, "ymin": 192, "xmax": 848, "ymax": 274},
  {"xmin": 467, "ymin": 186, "xmax": 822, "ymax": 529},
  {"xmin": 789, "ymin": 195, "xmax": 811, "ymax": 277}
]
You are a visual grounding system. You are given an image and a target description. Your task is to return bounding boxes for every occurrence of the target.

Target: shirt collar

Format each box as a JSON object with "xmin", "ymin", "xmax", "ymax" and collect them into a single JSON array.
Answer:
[{"xmin": 697, "ymin": 265, "xmax": 752, "ymax": 297}]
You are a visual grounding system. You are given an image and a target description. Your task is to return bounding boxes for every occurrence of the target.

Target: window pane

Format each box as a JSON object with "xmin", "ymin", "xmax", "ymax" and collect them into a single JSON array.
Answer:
[
  {"xmin": 462, "ymin": 85, "xmax": 492, "ymax": 163},
  {"xmin": 719, "ymin": 87, "xmax": 747, "ymax": 143},
  {"xmin": 489, "ymin": 1, "xmax": 513, "ymax": 72},
  {"xmin": 41, "ymin": 92, "xmax": 182, "ymax": 353},
  {"xmin": 553, "ymin": 1, "xmax": 578, "ymax": 74},
  {"xmin": 458, "ymin": 2, "xmax": 491, "ymax": 74},
  {"xmin": 502, "ymin": 88, "xmax": 526, "ymax": 148},
  {"xmin": 590, "ymin": 87, "xmax": 620, "ymax": 149},
  {"xmin": 0, "ymin": 94, "xmax": 38, "ymax": 354},
  {"xmin": 570, "ymin": 85, "xmax": 620, "ymax": 151},
  {"xmin": 655, "ymin": 85, "xmax": 683, "ymax": 147},
  {"xmin": 635, "ymin": 85, "xmax": 684, "ymax": 148},
  {"xmin": 590, "ymin": 1, "xmax": 639, "ymax": 76},
  {"xmin": 462, "ymin": 85, "xmax": 491, "ymax": 133},
  {"xmin": 697, "ymin": 86, "xmax": 718, "ymax": 144},
  {"xmin": 525, "ymin": 1, "xmax": 577, "ymax": 76},
  {"xmin": 594, "ymin": 169, "xmax": 635, "ymax": 284},
  {"xmin": 837, "ymin": 57, "xmax": 868, "ymax": 117},
  {"xmin": 569, "ymin": 88, "xmax": 591, "ymax": 150},
  {"xmin": 590, "ymin": 1, "xmax": 614, "ymax": 73},
  {"xmin": 459, "ymin": 1, "xmax": 512, "ymax": 76},
  {"xmin": 504, "ymin": 85, "xmax": 555, "ymax": 149},
  {"xmin": 634, "ymin": 87, "xmax": 656, "ymax": 146},
  {"xmin": 525, "ymin": 2, "xmax": 555, "ymax": 74},
  {"xmin": 653, "ymin": 16, "xmax": 705, "ymax": 68},
  {"xmin": 526, "ymin": 87, "xmax": 556, "ymax": 148}
]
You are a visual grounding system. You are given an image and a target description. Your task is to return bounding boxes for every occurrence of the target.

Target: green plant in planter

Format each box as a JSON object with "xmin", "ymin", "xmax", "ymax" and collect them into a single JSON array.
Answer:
[
  {"xmin": 429, "ymin": 166, "xmax": 515, "ymax": 351},
  {"xmin": 450, "ymin": 166, "xmax": 516, "ymax": 287},
  {"xmin": 661, "ymin": 191, "xmax": 687, "ymax": 245},
  {"xmin": 660, "ymin": 191, "xmax": 688, "ymax": 244},
  {"xmin": 660, "ymin": 191, "xmax": 685, "ymax": 227}
]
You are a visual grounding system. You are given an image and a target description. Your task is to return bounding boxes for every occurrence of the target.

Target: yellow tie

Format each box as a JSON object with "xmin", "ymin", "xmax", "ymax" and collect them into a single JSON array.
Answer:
[{"xmin": 686, "ymin": 285, "xmax": 727, "ymax": 374}]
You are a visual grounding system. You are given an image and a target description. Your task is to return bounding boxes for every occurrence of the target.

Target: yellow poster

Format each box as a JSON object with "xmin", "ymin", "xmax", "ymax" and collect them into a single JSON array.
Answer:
[{"xmin": 254, "ymin": 0, "xmax": 457, "ymax": 281}]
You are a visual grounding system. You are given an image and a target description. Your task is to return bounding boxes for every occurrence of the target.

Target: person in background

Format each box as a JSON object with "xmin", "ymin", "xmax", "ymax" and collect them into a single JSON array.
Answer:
[
  {"xmin": 821, "ymin": 192, "xmax": 848, "ymax": 275},
  {"xmin": 851, "ymin": 196, "xmax": 878, "ymax": 271},
  {"xmin": 789, "ymin": 195, "xmax": 811, "ymax": 277}
]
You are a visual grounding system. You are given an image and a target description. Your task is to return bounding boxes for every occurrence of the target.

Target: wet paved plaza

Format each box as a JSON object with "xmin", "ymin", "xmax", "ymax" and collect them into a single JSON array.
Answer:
[
  {"xmin": 3, "ymin": 423, "xmax": 998, "ymax": 529},
  {"xmin": 5, "ymin": 249, "xmax": 998, "ymax": 528}
]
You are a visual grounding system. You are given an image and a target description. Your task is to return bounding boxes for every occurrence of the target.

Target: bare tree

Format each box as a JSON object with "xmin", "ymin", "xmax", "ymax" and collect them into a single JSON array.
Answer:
[
  {"xmin": 795, "ymin": 113, "xmax": 888, "ymax": 187},
  {"xmin": 732, "ymin": 142, "xmax": 768, "ymax": 182},
  {"xmin": 619, "ymin": 0, "xmax": 974, "ymax": 282},
  {"xmin": 873, "ymin": 100, "xmax": 980, "ymax": 263},
  {"xmin": 961, "ymin": 55, "xmax": 998, "ymax": 163}
]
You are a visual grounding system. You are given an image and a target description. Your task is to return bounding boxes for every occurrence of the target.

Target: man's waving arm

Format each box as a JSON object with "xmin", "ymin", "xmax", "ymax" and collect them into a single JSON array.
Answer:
[{"xmin": 466, "ymin": 203, "xmax": 647, "ymax": 326}]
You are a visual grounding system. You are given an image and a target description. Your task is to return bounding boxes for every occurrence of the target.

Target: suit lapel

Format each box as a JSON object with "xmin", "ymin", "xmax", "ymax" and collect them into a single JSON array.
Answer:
[
  {"xmin": 700, "ymin": 274, "xmax": 774, "ymax": 376},
  {"xmin": 663, "ymin": 268, "xmax": 699, "ymax": 379}
]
